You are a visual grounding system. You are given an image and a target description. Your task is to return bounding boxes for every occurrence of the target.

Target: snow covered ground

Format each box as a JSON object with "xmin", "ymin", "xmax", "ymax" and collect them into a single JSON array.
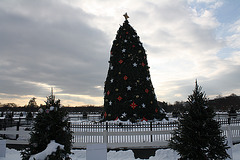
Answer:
[{"xmin": 1, "ymin": 144, "xmax": 240, "ymax": 160}]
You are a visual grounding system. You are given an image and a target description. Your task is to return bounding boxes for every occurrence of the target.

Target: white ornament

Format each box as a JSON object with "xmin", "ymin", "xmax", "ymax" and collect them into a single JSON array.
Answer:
[
  {"xmin": 127, "ymin": 86, "xmax": 132, "ymax": 91},
  {"xmin": 122, "ymin": 112, "xmax": 127, "ymax": 117},
  {"xmin": 133, "ymin": 63, "xmax": 137, "ymax": 67},
  {"xmin": 50, "ymin": 106, "xmax": 54, "ymax": 111},
  {"xmin": 38, "ymin": 108, "xmax": 44, "ymax": 113},
  {"xmin": 122, "ymin": 49, "xmax": 126, "ymax": 53},
  {"xmin": 110, "ymin": 66, "xmax": 113, "ymax": 70},
  {"xmin": 142, "ymin": 103, "xmax": 146, "ymax": 108},
  {"xmin": 109, "ymin": 101, "xmax": 112, "ymax": 105},
  {"xmin": 110, "ymin": 79, "xmax": 114, "ymax": 83},
  {"xmin": 32, "ymin": 143, "xmax": 38, "ymax": 148},
  {"xmin": 124, "ymin": 40, "xmax": 127, "ymax": 43},
  {"xmin": 146, "ymin": 77, "xmax": 150, "ymax": 81}
]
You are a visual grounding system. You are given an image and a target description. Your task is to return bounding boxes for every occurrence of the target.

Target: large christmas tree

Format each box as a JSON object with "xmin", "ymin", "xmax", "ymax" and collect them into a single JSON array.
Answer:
[
  {"xmin": 21, "ymin": 89, "xmax": 72, "ymax": 160},
  {"xmin": 169, "ymin": 81, "xmax": 229, "ymax": 159},
  {"xmin": 104, "ymin": 13, "xmax": 165, "ymax": 121}
]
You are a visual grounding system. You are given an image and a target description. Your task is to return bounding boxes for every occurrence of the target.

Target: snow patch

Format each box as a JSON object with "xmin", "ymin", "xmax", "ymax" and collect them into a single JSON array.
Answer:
[
  {"xmin": 29, "ymin": 140, "xmax": 64, "ymax": 160},
  {"xmin": 1, "ymin": 144, "xmax": 240, "ymax": 160}
]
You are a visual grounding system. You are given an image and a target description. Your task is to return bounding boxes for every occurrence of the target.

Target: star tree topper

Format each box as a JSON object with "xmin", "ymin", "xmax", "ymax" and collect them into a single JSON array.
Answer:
[{"xmin": 123, "ymin": 13, "xmax": 129, "ymax": 20}]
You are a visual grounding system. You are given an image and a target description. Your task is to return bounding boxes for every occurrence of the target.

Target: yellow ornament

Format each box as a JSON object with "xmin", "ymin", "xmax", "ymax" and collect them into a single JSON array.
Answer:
[
  {"xmin": 136, "ymin": 95, "xmax": 139, "ymax": 98},
  {"xmin": 115, "ymin": 88, "xmax": 119, "ymax": 91}
]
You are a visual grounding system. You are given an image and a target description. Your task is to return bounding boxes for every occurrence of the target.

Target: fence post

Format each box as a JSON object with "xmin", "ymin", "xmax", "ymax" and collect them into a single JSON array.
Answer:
[
  {"xmin": 16, "ymin": 121, "xmax": 20, "ymax": 139},
  {"xmin": 103, "ymin": 130, "xmax": 108, "ymax": 144},
  {"xmin": 18, "ymin": 117, "xmax": 21, "ymax": 124},
  {"xmin": 3, "ymin": 119, "xmax": 6, "ymax": 139},
  {"xmin": 3, "ymin": 119, "xmax": 6, "ymax": 130},
  {"xmin": 150, "ymin": 122, "xmax": 153, "ymax": 142},
  {"xmin": 106, "ymin": 122, "xmax": 108, "ymax": 131},
  {"xmin": 226, "ymin": 124, "xmax": 233, "ymax": 160}
]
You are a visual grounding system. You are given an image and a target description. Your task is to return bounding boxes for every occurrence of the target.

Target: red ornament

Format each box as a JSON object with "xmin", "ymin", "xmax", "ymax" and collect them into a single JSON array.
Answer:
[
  {"xmin": 115, "ymin": 116, "xmax": 119, "ymax": 121},
  {"xmin": 130, "ymin": 101, "xmax": 138, "ymax": 109},
  {"xmin": 119, "ymin": 60, "xmax": 123, "ymax": 64},
  {"xmin": 104, "ymin": 112, "xmax": 107, "ymax": 118},
  {"xmin": 124, "ymin": 75, "xmax": 128, "ymax": 80},
  {"xmin": 145, "ymin": 89, "xmax": 149, "ymax": 93},
  {"xmin": 155, "ymin": 108, "xmax": 158, "ymax": 113},
  {"xmin": 141, "ymin": 117, "xmax": 148, "ymax": 122},
  {"xmin": 107, "ymin": 91, "xmax": 110, "ymax": 95},
  {"xmin": 126, "ymin": 32, "xmax": 128, "ymax": 34},
  {"xmin": 142, "ymin": 62, "xmax": 145, "ymax": 67},
  {"xmin": 117, "ymin": 96, "xmax": 122, "ymax": 101},
  {"xmin": 132, "ymin": 45, "xmax": 135, "ymax": 48}
]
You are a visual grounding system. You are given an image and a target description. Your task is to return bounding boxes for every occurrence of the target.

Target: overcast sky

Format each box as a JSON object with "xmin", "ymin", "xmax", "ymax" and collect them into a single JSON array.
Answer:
[{"xmin": 0, "ymin": 0, "xmax": 240, "ymax": 106}]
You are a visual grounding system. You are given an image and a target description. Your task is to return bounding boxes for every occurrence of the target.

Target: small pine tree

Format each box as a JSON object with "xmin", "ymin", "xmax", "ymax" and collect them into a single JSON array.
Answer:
[
  {"xmin": 169, "ymin": 81, "xmax": 229, "ymax": 160},
  {"xmin": 21, "ymin": 91, "xmax": 72, "ymax": 160}
]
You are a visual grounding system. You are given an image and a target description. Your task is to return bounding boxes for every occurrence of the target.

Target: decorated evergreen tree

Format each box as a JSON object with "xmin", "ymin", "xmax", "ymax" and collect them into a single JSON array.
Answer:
[
  {"xmin": 104, "ymin": 13, "xmax": 165, "ymax": 121},
  {"xmin": 21, "ymin": 89, "xmax": 72, "ymax": 160},
  {"xmin": 169, "ymin": 81, "xmax": 229, "ymax": 159}
]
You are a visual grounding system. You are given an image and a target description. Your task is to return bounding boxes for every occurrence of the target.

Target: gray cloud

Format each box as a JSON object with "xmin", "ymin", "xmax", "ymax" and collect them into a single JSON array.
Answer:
[
  {"xmin": 0, "ymin": 0, "xmax": 240, "ymax": 106},
  {"xmin": 0, "ymin": 0, "xmax": 109, "ymax": 104}
]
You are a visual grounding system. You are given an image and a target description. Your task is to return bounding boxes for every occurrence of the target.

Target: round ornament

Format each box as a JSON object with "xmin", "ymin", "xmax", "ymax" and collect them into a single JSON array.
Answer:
[
  {"xmin": 50, "ymin": 106, "xmax": 54, "ymax": 111},
  {"xmin": 32, "ymin": 143, "xmax": 38, "ymax": 148},
  {"xmin": 38, "ymin": 108, "xmax": 44, "ymax": 113},
  {"xmin": 46, "ymin": 109, "xmax": 50, "ymax": 114}
]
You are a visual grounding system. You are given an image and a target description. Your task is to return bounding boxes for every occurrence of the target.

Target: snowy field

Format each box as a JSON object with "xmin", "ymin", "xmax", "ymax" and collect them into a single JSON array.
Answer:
[{"xmin": 1, "ymin": 144, "xmax": 240, "ymax": 160}]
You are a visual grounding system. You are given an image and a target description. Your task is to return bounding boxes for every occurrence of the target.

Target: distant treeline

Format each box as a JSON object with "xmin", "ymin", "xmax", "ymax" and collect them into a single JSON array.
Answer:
[
  {"xmin": 0, "ymin": 94, "xmax": 239, "ymax": 113},
  {"xmin": 0, "ymin": 104, "xmax": 104, "ymax": 113},
  {"xmin": 160, "ymin": 93, "xmax": 240, "ymax": 113}
]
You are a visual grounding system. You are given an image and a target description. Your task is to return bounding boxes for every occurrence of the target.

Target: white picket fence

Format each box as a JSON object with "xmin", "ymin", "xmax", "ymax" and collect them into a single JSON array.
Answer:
[{"xmin": 1, "ymin": 121, "xmax": 240, "ymax": 149}]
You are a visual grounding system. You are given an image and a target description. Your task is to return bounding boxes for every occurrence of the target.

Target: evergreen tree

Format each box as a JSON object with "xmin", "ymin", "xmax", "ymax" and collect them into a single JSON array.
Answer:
[
  {"xmin": 169, "ymin": 81, "xmax": 229, "ymax": 160},
  {"xmin": 104, "ymin": 13, "xmax": 165, "ymax": 121},
  {"xmin": 21, "ymin": 90, "xmax": 72, "ymax": 160}
]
